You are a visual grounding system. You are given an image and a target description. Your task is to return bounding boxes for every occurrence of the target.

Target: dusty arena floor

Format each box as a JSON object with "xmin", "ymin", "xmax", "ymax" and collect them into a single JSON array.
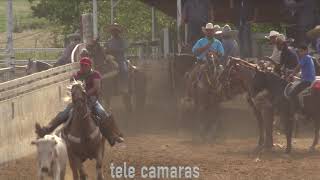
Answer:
[{"xmin": 1, "ymin": 96, "xmax": 320, "ymax": 180}]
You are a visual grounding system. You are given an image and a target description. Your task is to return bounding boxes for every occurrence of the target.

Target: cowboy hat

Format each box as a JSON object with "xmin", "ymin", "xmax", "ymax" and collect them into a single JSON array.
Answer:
[
  {"xmin": 265, "ymin": 30, "xmax": 280, "ymax": 39},
  {"xmin": 216, "ymin": 24, "xmax": 238, "ymax": 37},
  {"xmin": 307, "ymin": 25, "xmax": 320, "ymax": 38},
  {"xmin": 106, "ymin": 23, "xmax": 125, "ymax": 33},
  {"xmin": 276, "ymin": 34, "xmax": 286, "ymax": 42}
]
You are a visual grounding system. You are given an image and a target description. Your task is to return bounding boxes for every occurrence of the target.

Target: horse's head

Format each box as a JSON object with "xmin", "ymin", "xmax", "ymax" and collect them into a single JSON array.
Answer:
[
  {"xmin": 26, "ymin": 59, "xmax": 37, "ymax": 75},
  {"xmin": 69, "ymin": 81, "xmax": 87, "ymax": 105},
  {"xmin": 219, "ymin": 57, "xmax": 246, "ymax": 98}
]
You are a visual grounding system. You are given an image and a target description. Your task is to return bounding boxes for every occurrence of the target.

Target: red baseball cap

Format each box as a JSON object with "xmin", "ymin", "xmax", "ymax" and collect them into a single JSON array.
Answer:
[{"xmin": 80, "ymin": 57, "xmax": 92, "ymax": 66}]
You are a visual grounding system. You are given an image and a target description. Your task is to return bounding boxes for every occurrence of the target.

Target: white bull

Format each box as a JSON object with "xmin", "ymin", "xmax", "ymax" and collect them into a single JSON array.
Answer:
[{"xmin": 31, "ymin": 134, "xmax": 68, "ymax": 180}]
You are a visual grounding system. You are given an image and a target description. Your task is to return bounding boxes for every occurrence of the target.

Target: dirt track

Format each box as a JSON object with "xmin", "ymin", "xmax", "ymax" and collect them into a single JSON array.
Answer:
[{"xmin": 1, "ymin": 96, "xmax": 320, "ymax": 180}]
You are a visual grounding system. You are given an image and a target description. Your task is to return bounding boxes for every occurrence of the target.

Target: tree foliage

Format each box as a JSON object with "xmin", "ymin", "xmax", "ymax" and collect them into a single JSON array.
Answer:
[{"xmin": 28, "ymin": 0, "xmax": 174, "ymax": 41}]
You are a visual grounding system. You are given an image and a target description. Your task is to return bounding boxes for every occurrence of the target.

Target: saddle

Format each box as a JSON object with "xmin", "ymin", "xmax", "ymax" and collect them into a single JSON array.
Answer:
[
  {"xmin": 284, "ymin": 77, "xmax": 320, "ymax": 108},
  {"xmin": 62, "ymin": 108, "xmax": 101, "ymax": 144}
]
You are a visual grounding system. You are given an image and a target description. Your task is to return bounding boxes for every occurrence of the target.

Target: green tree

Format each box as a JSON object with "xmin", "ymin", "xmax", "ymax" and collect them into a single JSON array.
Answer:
[{"xmin": 28, "ymin": 0, "xmax": 174, "ymax": 41}]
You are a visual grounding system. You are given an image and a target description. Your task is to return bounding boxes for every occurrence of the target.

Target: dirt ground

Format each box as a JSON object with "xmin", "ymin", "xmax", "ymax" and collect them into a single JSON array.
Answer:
[{"xmin": 1, "ymin": 96, "xmax": 320, "ymax": 180}]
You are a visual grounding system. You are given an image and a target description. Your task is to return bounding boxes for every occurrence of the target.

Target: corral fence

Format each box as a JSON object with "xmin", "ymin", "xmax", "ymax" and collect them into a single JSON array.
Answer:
[{"xmin": 0, "ymin": 63, "xmax": 79, "ymax": 164}]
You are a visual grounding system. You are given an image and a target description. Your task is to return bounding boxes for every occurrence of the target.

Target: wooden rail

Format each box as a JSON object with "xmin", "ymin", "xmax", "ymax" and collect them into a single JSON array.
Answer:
[{"xmin": 0, "ymin": 63, "xmax": 79, "ymax": 101}]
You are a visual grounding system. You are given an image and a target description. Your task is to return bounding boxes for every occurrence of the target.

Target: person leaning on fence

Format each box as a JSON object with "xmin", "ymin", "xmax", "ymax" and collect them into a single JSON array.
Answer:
[
  {"xmin": 54, "ymin": 33, "xmax": 81, "ymax": 67},
  {"xmin": 216, "ymin": 24, "xmax": 240, "ymax": 63},
  {"xmin": 192, "ymin": 23, "xmax": 224, "ymax": 63},
  {"xmin": 35, "ymin": 57, "xmax": 124, "ymax": 147}
]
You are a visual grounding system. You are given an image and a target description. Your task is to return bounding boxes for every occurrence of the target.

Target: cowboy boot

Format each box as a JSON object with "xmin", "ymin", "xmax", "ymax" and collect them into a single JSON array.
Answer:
[
  {"xmin": 99, "ymin": 114, "xmax": 124, "ymax": 146},
  {"xmin": 35, "ymin": 116, "xmax": 66, "ymax": 138}
]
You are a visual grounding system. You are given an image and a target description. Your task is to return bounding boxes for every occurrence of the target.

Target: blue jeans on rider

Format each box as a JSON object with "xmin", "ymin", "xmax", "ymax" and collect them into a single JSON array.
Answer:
[
  {"xmin": 289, "ymin": 81, "xmax": 311, "ymax": 98},
  {"xmin": 289, "ymin": 81, "xmax": 311, "ymax": 109},
  {"xmin": 57, "ymin": 97, "xmax": 111, "ymax": 123}
]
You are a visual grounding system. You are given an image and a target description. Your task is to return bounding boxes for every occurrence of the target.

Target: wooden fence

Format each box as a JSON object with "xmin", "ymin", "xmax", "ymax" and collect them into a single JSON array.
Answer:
[{"xmin": 0, "ymin": 63, "xmax": 79, "ymax": 164}]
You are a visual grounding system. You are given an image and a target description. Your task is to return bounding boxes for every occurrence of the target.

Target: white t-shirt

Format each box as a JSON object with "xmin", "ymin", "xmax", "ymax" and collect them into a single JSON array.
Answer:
[{"xmin": 270, "ymin": 45, "xmax": 281, "ymax": 63}]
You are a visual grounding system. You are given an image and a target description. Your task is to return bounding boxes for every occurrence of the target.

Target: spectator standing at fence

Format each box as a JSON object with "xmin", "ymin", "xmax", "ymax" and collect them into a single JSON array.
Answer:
[
  {"xmin": 54, "ymin": 33, "xmax": 81, "ymax": 67},
  {"xmin": 182, "ymin": 0, "xmax": 213, "ymax": 47},
  {"xmin": 217, "ymin": 24, "xmax": 240, "ymax": 62}
]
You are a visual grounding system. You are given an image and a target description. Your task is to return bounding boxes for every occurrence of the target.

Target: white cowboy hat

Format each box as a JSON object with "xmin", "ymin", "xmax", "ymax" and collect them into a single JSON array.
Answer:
[
  {"xmin": 205, "ymin": 23, "xmax": 214, "ymax": 30},
  {"xmin": 276, "ymin": 34, "xmax": 286, "ymax": 42},
  {"xmin": 307, "ymin": 25, "xmax": 320, "ymax": 38},
  {"xmin": 265, "ymin": 30, "xmax": 280, "ymax": 39},
  {"xmin": 216, "ymin": 24, "xmax": 238, "ymax": 37}
]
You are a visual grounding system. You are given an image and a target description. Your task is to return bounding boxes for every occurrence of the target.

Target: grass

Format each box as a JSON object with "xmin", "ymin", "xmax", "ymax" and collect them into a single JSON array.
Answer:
[{"xmin": 0, "ymin": 0, "xmax": 37, "ymax": 32}]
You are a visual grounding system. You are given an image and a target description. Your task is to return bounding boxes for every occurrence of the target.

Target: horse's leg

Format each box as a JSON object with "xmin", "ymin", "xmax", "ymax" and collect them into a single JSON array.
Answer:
[
  {"xmin": 309, "ymin": 118, "xmax": 320, "ymax": 152},
  {"xmin": 250, "ymin": 103, "xmax": 265, "ymax": 152},
  {"xmin": 79, "ymin": 163, "xmax": 88, "ymax": 180},
  {"xmin": 68, "ymin": 152, "xmax": 79, "ymax": 180},
  {"xmin": 264, "ymin": 106, "xmax": 274, "ymax": 150},
  {"xmin": 282, "ymin": 111, "xmax": 293, "ymax": 153},
  {"xmin": 96, "ymin": 139, "xmax": 105, "ymax": 180}
]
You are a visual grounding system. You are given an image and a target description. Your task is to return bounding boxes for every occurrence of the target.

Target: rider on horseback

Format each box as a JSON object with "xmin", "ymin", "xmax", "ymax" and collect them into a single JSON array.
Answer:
[
  {"xmin": 104, "ymin": 23, "xmax": 129, "ymax": 92},
  {"xmin": 36, "ymin": 57, "xmax": 124, "ymax": 146},
  {"xmin": 192, "ymin": 22, "xmax": 224, "ymax": 63},
  {"xmin": 287, "ymin": 43, "xmax": 316, "ymax": 108}
]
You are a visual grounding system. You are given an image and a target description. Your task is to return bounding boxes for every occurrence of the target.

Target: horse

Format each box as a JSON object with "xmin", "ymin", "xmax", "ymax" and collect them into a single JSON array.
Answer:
[
  {"xmin": 251, "ymin": 70, "xmax": 320, "ymax": 153},
  {"xmin": 180, "ymin": 54, "xmax": 226, "ymax": 140},
  {"xmin": 221, "ymin": 57, "xmax": 277, "ymax": 152},
  {"xmin": 62, "ymin": 81, "xmax": 106, "ymax": 180},
  {"xmin": 26, "ymin": 59, "xmax": 53, "ymax": 75},
  {"xmin": 84, "ymin": 40, "xmax": 147, "ymax": 112}
]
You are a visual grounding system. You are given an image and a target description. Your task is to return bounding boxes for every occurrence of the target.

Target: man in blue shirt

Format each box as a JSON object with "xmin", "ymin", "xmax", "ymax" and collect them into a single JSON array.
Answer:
[
  {"xmin": 192, "ymin": 23, "xmax": 224, "ymax": 62},
  {"xmin": 288, "ymin": 44, "xmax": 316, "ymax": 105}
]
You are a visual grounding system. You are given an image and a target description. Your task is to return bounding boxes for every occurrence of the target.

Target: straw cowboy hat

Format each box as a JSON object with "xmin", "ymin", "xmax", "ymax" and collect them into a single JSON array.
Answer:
[
  {"xmin": 265, "ymin": 30, "xmax": 280, "ymax": 39},
  {"xmin": 276, "ymin": 34, "xmax": 286, "ymax": 42},
  {"xmin": 216, "ymin": 24, "xmax": 238, "ymax": 37},
  {"xmin": 106, "ymin": 23, "xmax": 125, "ymax": 33},
  {"xmin": 307, "ymin": 25, "xmax": 320, "ymax": 38}
]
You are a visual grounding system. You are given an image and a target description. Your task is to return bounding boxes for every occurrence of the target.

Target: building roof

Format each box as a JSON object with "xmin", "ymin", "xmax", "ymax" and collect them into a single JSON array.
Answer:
[{"xmin": 138, "ymin": 0, "xmax": 318, "ymax": 23}]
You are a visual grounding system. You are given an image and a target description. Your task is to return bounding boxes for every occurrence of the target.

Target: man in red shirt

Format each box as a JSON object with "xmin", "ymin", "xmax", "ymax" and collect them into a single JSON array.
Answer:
[{"xmin": 36, "ymin": 57, "xmax": 124, "ymax": 146}]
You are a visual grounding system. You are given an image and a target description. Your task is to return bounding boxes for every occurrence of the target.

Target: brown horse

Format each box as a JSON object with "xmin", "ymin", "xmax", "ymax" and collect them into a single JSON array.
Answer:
[
  {"xmin": 84, "ymin": 41, "xmax": 147, "ymax": 112},
  {"xmin": 222, "ymin": 57, "xmax": 276, "ymax": 152},
  {"xmin": 180, "ymin": 55, "xmax": 225, "ymax": 140},
  {"xmin": 62, "ymin": 81, "xmax": 105, "ymax": 180}
]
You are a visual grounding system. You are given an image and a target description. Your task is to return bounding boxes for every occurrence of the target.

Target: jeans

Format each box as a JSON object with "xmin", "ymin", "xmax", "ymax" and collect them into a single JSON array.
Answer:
[
  {"xmin": 57, "ymin": 97, "xmax": 111, "ymax": 123},
  {"xmin": 289, "ymin": 81, "xmax": 311, "ymax": 98}
]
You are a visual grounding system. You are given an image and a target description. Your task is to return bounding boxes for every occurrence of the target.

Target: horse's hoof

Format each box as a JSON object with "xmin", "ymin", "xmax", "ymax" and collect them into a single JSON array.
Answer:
[
  {"xmin": 308, "ymin": 146, "xmax": 316, "ymax": 153},
  {"xmin": 252, "ymin": 145, "xmax": 263, "ymax": 154},
  {"xmin": 97, "ymin": 175, "xmax": 105, "ymax": 180},
  {"xmin": 80, "ymin": 175, "xmax": 88, "ymax": 180},
  {"xmin": 285, "ymin": 147, "xmax": 291, "ymax": 154}
]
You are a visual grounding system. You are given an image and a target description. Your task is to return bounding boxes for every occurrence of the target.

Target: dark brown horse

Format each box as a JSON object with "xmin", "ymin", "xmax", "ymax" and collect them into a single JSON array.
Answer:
[
  {"xmin": 84, "ymin": 41, "xmax": 147, "ymax": 112},
  {"xmin": 62, "ymin": 81, "xmax": 105, "ymax": 180},
  {"xmin": 251, "ymin": 70, "xmax": 320, "ymax": 153},
  {"xmin": 222, "ymin": 57, "xmax": 276, "ymax": 152},
  {"xmin": 180, "ymin": 55, "xmax": 226, "ymax": 140}
]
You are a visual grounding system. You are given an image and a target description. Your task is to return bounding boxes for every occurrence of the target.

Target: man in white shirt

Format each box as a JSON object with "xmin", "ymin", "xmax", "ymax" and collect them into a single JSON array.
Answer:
[{"xmin": 264, "ymin": 30, "xmax": 281, "ymax": 63}]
